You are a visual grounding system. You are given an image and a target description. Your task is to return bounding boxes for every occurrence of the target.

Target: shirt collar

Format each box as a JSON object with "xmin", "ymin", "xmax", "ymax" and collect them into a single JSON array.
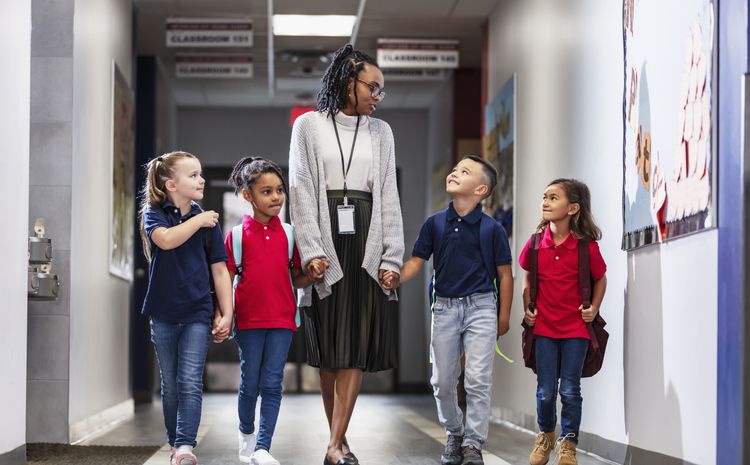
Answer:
[
  {"xmin": 540, "ymin": 225, "xmax": 579, "ymax": 249},
  {"xmin": 244, "ymin": 215, "xmax": 282, "ymax": 232},
  {"xmin": 162, "ymin": 200, "xmax": 201, "ymax": 218},
  {"xmin": 447, "ymin": 201, "xmax": 483, "ymax": 224}
]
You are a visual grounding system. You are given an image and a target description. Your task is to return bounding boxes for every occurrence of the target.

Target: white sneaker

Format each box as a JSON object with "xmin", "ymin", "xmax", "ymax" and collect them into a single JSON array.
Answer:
[
  {"xmin": 250, "ymin": 449, "xmax": 280, "ymax": 465},
  {"xmin": 238, "ymin": 431, "xmax": 256, "ymax": 463}
]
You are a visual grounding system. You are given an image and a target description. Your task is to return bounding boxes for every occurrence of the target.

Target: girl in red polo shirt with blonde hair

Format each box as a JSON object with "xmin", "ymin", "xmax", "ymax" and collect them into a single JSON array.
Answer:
[
  {"xmin": 224, "ymin": 157, "xmax": 326, "ymax": 465},
  {"xmin": 519, "ymin": 179, "xmax": 607, "ymax": 465}
]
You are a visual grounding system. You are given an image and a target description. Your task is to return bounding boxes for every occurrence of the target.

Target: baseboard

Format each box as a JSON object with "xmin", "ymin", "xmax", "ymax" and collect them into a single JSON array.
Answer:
[
  {"xmin": 69, "ymin": 398, "xmax": 134, "ymax": 444},
  {"xmin": 491, "ymin": 406, "xmax": 700, "ymax": 465},
  {"xmin": 0, "ymin": 445, "xmax": 26, "ymax": 465}
]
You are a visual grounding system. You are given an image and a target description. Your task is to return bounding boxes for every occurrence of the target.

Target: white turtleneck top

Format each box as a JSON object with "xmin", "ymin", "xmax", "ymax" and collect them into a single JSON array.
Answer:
[{"xmin": 311, "ymin": 111, "xmax": 373, "ymax": 192}]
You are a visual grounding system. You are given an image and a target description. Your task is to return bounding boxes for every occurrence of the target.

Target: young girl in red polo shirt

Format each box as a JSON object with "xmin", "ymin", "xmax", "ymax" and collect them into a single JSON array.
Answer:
[
  {"xmin": 519, "ymin": 179, "xmax": 607, "ymax": 465},
  {"xmin": 224, "ymin": 157, "xmax": 326, "ymax": 465}
]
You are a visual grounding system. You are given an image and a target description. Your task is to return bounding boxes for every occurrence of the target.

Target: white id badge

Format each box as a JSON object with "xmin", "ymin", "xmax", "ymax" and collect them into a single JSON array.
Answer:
[{"xmin": 337, "ymin": 204, "xmax": 356, "ymax": 235}]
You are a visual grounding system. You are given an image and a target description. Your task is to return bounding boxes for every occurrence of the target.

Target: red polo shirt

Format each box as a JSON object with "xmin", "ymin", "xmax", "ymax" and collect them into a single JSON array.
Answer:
[
  {"xmin": 225, "ymin": 215, "xmax": 301, "ymax": 331},
  {"xmin": 519, "ymin": 226, "xmax": 607, "ymax": 339}
]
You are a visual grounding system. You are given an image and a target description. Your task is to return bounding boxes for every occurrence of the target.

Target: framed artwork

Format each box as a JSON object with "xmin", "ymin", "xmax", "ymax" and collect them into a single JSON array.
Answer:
[
  {"xmin": 110, "ymin": 62, "xmax": 135, "ymax": 280},
  {"xmin": 483, "ymin": 73, "xmax": 515, "ymax": 242},
  {"xmin": 622, "ymin": 0, "xmax": 716, "ymax": 250}
]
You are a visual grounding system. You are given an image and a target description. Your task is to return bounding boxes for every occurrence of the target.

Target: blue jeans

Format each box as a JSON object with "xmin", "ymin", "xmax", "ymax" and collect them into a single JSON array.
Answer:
[
  {"xmin": 430, "ymin": 291, "xmax": 497, "ymax": 449},
  {"xmin": 535, "ymin": 336, "xmax": 589, "ymax": 443},
  {"xmin": 236, "ymin": 328, "xmax": 293, "ymax": 452},
  {"xmin": 150, "ymin": 319, "xmax": 212, "ymax": 448}
]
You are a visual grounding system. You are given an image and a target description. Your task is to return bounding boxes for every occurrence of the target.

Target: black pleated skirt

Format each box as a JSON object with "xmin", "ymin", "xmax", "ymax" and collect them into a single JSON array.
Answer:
[{"xmin": 302, "ymin": 190, "xmax": 398, "ymax": 372}]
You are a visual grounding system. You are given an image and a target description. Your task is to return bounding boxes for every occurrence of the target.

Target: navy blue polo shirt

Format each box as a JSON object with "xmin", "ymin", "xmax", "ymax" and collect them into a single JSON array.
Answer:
[
  {"xmin": 141, "ymin": 200, "xmax": 228, "ymax": 324},
  {"xmin": 412, "ymin": 202, "xmax": 512, "ymax": 298}
]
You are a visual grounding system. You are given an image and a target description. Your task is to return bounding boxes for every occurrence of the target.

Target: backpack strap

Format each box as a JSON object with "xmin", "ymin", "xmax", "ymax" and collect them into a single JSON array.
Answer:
[
  {"xmin": 431, "ymin": 209, "xmax": 448, "ymax": 265},
  {"xmin": 478, "ymin": 214, "xmax": 498, "ymax": 285},
  {"xmin": 232, "ymin": 224, "xmax": 243, "ymax": 284},
  {"xmin": 528, "ymin": 232, "xmax": 542, "ymax": 310},
  {"xmin": 578, "ymin": 238, "xmax": 592, "ymax": 307},
  {"xmin": 281, "ymin": 222, "xmax": 301, "ymax": 328}
]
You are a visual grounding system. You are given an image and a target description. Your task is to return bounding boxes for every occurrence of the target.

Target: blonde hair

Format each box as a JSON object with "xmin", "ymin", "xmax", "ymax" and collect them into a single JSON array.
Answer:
[
  {"xmin": 138, "ymin": 151, "xmax": 198, "ymax": 261},
  {"xmin": 536, "ymin": 178, "xmax": 602, "ymax": 241}
]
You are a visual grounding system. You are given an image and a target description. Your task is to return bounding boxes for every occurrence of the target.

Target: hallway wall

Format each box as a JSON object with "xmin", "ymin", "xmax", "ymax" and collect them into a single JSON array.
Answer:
[
  {"xmin": 0, "ymin": 0, "xmax": 30, "ymax": 459},
  {"xmin": 486, "ymin": 1, "xmax": 716, "ymax": 464},
  {"xmin": 68, "ymin": 0, "xmax": 134, "ymax": 439}
]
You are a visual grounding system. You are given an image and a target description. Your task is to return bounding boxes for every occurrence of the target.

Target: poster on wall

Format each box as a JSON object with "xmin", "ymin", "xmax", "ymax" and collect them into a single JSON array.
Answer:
[
  {"xmin": 483, "ymin": 74, "xmax": 515, "ymax": 242},
  {"xmin": 622, "ymin": 0, "xmax": 716, "ymax": 250},
  {"xmin": 110, "ymin": 62, "xmax": 134, "ymax": 281}
]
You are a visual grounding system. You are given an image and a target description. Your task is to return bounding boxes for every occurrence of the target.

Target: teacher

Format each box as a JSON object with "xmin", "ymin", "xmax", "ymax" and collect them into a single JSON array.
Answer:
[{"xmin": 288, "ymin": 44, "xmax": 404, "ymax": 465}]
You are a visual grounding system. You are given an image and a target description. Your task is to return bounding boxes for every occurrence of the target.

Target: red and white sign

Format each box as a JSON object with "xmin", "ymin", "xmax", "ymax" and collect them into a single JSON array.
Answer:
[
  {"xmin": 377, "ymin": 39, "xmax": 459, "ymax": 69},
  {"xmin": 175, "ymin": 54, "xmax": 253, "ymax": 79},
  {"xmin": 166, "ymin": 18, "xmax": 253, "ymax": 48}
]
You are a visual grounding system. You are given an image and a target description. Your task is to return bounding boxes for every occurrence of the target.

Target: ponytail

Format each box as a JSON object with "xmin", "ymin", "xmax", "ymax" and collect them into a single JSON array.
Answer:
[
  {"xmin": 138, "ymin": 151, "xmax": 197, "ymax": 262},
  {"xmin": 316, "ymin": 43, "xmax": 378, "ymax": 116}
]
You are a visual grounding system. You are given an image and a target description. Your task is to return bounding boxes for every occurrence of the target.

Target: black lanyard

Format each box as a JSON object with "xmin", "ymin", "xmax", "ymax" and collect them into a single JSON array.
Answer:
[{"xmin": 332, "ymin": 113, "xmax": 361, "ymax": 205}]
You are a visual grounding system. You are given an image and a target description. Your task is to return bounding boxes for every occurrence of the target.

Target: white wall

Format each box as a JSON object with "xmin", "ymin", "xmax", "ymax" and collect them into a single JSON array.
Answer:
[
  {"xmin": 0, "ymin": 0, "xmax": 30, "ymax": 456},
  {"xmin": 487, "ymin": 1, "xmax": 716, "ymax": 464},
  {"xmin": 69, "ymin": 0, "xmax": 133, "ymax": 430}
]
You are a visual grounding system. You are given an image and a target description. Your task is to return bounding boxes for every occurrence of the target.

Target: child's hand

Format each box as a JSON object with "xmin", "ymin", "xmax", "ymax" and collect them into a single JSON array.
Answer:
[
  {"xmin": 212, "ymin": 315, "xmax": 232, "ymax": 343},
  {"xmin": 497, "ymin": 318, "xmax": 510, "ymax": 337},
  {"xmin": 580, "ymin": 305, "xmax": 598, "ymax": 323},
  {"xmin": 379, "ymin": 270, "xmax": 400, "ymax": 290},
  {"xmin": 523, "ymin": 306, "xmax": 537, "ymax": 326},
  {"xmin": 197, "ymin": 210, "xmax": 220, "ymax": 228}
]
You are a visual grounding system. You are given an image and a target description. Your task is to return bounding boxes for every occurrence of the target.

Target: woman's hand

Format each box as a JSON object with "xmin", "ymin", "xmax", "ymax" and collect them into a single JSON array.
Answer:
[
  {"xmin": 306, "ymin": 257, "xmax": 330, "ymax": 281},
  {"xmin": 580, "ymin": 305, "xmax": 599, "ymax": 323},
  {"xmin": 379, "ymin": 270, "xmax": 400, "ymax": 290}
]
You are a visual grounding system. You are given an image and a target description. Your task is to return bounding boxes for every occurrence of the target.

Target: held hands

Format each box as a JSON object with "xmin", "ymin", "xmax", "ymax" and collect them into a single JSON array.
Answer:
[
  {"xmin": 306, "ymin": 257, "xmax": 330, "ymax": 282},
  {"xmin": 211, "ymin": 311, "xmax": 231, "ymax": 343},
  {"xmin": 524, "ymin": 306, "xmax": 537, "ymax": 326},
  {"xmin": 379, "ymin": 270, "xmax": 400, "ymax": 290},
  {"xmin": 580, "ymin": 305, "xmax": 599, "ymax": 323},
  {"xmin": 197, "ymin": 210, "xmax": 220, "ymax": 228}
]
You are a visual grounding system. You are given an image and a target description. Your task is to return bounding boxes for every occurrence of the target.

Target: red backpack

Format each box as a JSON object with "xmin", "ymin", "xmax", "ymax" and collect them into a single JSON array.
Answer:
[{"xmin": 521, "ymin": 233, "xmax": 609, "ymax": 377}]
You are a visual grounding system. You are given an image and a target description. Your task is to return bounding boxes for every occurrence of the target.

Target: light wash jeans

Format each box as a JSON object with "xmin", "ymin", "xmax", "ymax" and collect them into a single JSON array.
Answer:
[
  {"xmin": 430, "ymin": 291, "xmax": 497, "ymax": 449},
  {"xmin": 150, "ymin": 319, "xmax": 212, "ymax": 448}
]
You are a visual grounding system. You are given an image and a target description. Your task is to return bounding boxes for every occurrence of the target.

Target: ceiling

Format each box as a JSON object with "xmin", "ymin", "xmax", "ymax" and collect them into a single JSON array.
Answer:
[{"xmin": 134, "ymin": 0, "xmax": 499, "ymax": 108}]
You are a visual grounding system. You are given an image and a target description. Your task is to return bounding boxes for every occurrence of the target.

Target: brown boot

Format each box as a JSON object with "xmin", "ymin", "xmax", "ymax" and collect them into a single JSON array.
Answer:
[
  {"xmin": 557, "ymin": 440, "xmax": 577, "ymax": 465},
  {"xmin": 528, "ymin": 432, "xmax": 555, "ymax": 465}
]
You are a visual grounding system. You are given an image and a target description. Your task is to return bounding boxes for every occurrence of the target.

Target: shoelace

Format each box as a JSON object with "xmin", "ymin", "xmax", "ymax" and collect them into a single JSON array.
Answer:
[
  {"xmin": 534, "ymin": 433, "xmax": 552, "ymax": 452},
  {"xmin": 551, "ymin": 433, "xmax": 576, "ymax": 464}
]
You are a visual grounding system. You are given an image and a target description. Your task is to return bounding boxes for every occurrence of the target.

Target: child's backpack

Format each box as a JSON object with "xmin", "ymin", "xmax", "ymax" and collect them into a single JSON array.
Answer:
[
  {"xmin": 521, "ymin": 232, "xmax": 609, "ymax": 377},
  {"xmin": 228, "ymin": 222, "xmax": 300, "ymax": 340}
]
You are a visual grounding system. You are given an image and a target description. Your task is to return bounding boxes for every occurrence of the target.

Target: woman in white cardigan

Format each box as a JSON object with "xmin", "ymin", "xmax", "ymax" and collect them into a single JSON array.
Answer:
[{"xmin": 288, "ymin": 44, "xmax": 404, "ymax": 465}]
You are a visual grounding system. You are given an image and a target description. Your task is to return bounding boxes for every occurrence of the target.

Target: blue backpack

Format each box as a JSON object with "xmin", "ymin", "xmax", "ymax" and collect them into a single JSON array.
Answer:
[{"xmin": 229, "ymin": 222, "xmax": 300, "ymax": 340}]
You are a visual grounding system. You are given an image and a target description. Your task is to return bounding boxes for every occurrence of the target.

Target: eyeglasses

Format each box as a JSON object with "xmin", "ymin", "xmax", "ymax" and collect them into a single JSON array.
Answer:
[{"xmin": 357, "ymin": 79, "xmax": 386, "ymax": 100}]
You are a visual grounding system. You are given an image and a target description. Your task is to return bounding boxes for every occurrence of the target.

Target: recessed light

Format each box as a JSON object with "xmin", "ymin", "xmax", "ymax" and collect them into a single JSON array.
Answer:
[{"xmin": 272, "ymin": 15, "xmax": 356, "ymax": 37}]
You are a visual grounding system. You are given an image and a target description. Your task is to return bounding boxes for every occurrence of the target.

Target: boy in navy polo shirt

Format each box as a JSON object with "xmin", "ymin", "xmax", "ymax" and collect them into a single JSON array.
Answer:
[{"xmin": 389, "ymin": 155, "xmax": 513, "ymax": 465}]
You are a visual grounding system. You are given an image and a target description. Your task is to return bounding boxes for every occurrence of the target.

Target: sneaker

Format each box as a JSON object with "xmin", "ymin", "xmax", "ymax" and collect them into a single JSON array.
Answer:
[
  {"xmin": 250, "ymin": 449, "xmax": 281, "ymax": 465},
  {"xmin": 172, "ymin": 445, "xmax": 197, "ymax": 465},
  {"xmin": 461, "ymin": 445, "xmax": 483, "ymax": 465},
  {"xmin": 529, "ymin": 432, "xmax": 556, "ymax": 465},
  {"xmin": 441, "ymin": 435, "xmax": 463, "ymax": 465},
  {"xmin": 238, "ymin": 431, "xmax": 256, "ymax": 463}
]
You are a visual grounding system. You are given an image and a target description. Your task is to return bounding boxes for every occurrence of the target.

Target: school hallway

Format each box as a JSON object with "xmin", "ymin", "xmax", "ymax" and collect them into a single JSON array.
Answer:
[{"xmin": 83, "ymin": 394, "xmax": 613, "ymax": 465}]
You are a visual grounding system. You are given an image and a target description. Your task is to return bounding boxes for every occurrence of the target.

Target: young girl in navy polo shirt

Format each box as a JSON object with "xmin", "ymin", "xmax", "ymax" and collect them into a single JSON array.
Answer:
[
  {"xmin": 519, "ymin": 179, "xmax": 607, "ymax": 465},
  {"xmin": 225, "ymin": 157, "xmax": 326, "ymax": 465},
  {"xmin": 139, "ymin": 151, "xmax": 234, "ymax": 465}
]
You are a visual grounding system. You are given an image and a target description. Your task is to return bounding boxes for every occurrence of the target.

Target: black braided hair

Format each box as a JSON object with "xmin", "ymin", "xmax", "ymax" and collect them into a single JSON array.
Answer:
[
  {"xmin": 228, "ymin": 156, "xmax": 287, "ymax": 196},
  {"xmin": 317, "ymin": 44, "xmax": 378, "ymax": 116}
]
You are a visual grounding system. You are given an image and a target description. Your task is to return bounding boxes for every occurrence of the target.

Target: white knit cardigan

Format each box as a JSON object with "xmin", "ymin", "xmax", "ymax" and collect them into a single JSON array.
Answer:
[{"xmin": 288, "ymin": 111, "xmax": 405, "ymax": 307}]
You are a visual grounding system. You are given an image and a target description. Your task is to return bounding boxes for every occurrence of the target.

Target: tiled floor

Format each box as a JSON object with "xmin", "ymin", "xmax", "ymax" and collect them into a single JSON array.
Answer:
[{"xmin": 87, "ymin": 394, "xmax": 614, "ymax": 465}]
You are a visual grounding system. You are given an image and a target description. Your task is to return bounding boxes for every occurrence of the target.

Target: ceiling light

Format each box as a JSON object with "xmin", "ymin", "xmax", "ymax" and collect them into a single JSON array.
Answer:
[{"xmin": 273, "ymin": 15, "xmax": 356, "ymax": 37}]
